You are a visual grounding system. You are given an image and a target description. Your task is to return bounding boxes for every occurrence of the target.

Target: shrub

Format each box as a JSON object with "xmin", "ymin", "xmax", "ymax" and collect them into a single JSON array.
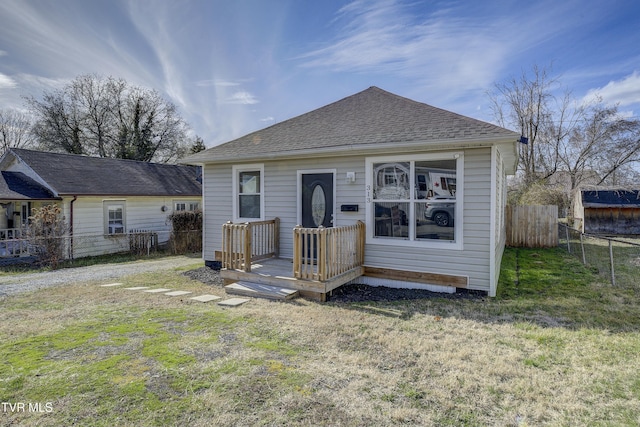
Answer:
[
  {"xmin": 168, "ymin": 210, "xmax": 202, "ymax": 254},
  {"xmin": 26, "ymin": 204, "xmax": 69, "ymax": 268}
]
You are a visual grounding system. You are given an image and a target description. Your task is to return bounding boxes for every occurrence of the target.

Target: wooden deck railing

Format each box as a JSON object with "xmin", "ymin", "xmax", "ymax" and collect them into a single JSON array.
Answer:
[
  {"xmin": 221, "ymin": 218, "xmax": 280, "ymax": 272},
  {"xmin": 293, "ymin": 221, "xmax": 365, "ymax": 282},
  {"xmin": 0, "ymin": 228, "xmax": 24, "ymax": 240}
]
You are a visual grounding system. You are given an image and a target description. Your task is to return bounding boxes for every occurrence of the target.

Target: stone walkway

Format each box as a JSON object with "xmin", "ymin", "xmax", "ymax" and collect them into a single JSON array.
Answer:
[{"xmin": 100, "ymin": 282, "xmax": 250, "ymax": 306}]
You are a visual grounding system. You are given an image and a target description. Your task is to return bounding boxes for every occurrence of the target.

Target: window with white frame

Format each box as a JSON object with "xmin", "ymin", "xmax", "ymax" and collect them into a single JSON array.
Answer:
[
  {"xmin": 174, "ymin": 201, "xmax": 200, "ymax": 212},
  {"xmin": 366, "ymin": 154, "xmax": 463, "ymax": 248},
  {"xmin": 233, "ymin": 164, "xmax": 264, "ymax": 220},
  {"xmin": 103, "ymin": 201, "xmax": 125, "ymax": 235}
]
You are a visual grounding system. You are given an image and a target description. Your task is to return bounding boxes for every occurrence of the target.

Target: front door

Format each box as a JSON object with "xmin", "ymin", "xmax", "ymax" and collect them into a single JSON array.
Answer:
[{"xmin": 301, "ymin": 173, "xmax": 334, "ymax": 228}]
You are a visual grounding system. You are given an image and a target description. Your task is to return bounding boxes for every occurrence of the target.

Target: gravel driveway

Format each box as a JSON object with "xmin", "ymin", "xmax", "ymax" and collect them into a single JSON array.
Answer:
[{"xmin": 0, "ymin": 255, "xmax": 202, "ymax": 297}]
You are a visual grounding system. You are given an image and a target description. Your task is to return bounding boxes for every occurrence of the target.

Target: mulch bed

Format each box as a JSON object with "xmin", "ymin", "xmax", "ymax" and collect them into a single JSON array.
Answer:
[{"xmin": 184, "ymin": 266, "xmax": 486, "ymax": 303}]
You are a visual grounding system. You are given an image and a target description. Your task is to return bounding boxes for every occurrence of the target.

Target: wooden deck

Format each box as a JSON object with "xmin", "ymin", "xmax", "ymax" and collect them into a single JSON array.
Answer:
[{"xmin": 221, "ymin": 257, "xmax": 364, "ymax": 300}]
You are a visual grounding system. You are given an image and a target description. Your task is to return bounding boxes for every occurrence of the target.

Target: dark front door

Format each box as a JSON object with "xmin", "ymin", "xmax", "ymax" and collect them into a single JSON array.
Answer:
[{"xmin": 301, "ymin": 173, "xmax": 334, "ymax": 228}]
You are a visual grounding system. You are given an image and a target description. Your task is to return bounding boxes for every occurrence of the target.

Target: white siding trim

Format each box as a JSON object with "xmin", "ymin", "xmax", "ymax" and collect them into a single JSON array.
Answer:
[
  {"xmin": 352, "ymin": 276, "xmax": 456, "ymax": 294},
  {"xmin": 489, "ymin": 146, "xmax": 498, "ymax": 297}
]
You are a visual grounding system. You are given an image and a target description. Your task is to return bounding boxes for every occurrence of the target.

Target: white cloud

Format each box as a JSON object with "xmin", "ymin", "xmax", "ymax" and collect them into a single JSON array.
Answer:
[
  {"xmin": 226, "ymin": 91, "xmax": 259, "ymax": 105},
  {"xmin": 298, "ymin": 0, "xmax": 513, "ymax": 98},
  {"xmin": 582, "ymin": 71, "xmax": 640, "ymax": 107},
  {"xmin": 0, "ymin": 73, "xmax": 17, "ymax": 89}
]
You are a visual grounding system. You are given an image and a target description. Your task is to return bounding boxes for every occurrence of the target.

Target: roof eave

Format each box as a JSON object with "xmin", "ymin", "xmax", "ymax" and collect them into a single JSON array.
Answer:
[{"xmin": 186, "ymin": 135, "xmax": 520, "ymax": 167}]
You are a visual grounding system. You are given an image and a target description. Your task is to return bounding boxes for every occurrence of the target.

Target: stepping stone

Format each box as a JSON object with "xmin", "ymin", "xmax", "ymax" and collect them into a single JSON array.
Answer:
[
  {"xmin": 164, "ymin": 290, "xmax": 192, "ymax": 296},
  {"xmin": 124, "ymin": 286, "xmax": 150, "ymax": 290},
  {"xmin": 100, "ymin": 282, "xmax": 123, "ymax": 287},
  {"xmin": 190, "ymin": 294, "xmax": 221, "ymax": 303},
  {"xmin": 144, "ymin": 288, "xmax": 173, "ymax": 293},
  {"xmin": 225, "ymin": 281, "xmax": 298, "ymax": 300},
  {"xmin": 217, "ymin": 298, "xmax": 250, "ymax": 307}
]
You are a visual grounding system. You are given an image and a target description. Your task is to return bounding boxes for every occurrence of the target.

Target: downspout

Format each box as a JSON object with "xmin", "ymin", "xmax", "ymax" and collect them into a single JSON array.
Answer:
[{"xmin": 69, "ymin": 196, "xmax": 77, "ymax": 260}]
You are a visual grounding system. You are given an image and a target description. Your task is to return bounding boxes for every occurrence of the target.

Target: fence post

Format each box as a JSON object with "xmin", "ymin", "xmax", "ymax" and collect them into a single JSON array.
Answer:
[
  {"xmin": 580, "ymin": 233, "xmax": 586, "ymax": 265},
  {"xmin": 609, "ymin": 239, "xmax": 616, "ymax": 287}
]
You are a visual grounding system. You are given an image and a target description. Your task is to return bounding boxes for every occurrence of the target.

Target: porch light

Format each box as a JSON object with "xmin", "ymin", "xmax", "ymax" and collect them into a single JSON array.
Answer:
[{"xmin": 346, "ymin": 172, "xmax": 356, "ymax": 183}]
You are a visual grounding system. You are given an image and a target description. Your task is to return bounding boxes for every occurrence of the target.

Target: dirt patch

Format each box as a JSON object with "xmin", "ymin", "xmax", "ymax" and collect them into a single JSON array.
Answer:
[{"xmin": 182, "ymin": 267, "xmax": 224, "ymax": 287}]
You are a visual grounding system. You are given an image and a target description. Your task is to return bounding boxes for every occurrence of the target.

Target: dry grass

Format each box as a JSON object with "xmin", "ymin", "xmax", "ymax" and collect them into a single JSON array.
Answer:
[{"xmin": 1, "ymin": 249, "xmax": 640, "ymax": 426}]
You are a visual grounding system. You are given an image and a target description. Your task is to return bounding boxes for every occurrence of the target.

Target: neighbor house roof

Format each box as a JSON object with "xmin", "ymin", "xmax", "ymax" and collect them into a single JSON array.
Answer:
[
  {"xmin": 0, "ymin": 171, "xmax": 59, "ymax": 200},
  {"xmin": 2, "ymin": 148, "xmax": 202, "ymax": 198},
  {"xmin": 184, "ymin": 86, "xmax": 520, "ymax": 166},
  {"xmin": 581, "ymin": 188, "xmax": 640, "ymax": 208}
]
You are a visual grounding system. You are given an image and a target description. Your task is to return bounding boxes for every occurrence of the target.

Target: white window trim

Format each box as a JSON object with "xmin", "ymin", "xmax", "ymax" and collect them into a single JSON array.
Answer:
[
  {"xmin": 365, "ymin": 153, "xmax": 464, "ymax": 250},
  {"xmin": 232, "ymin": 164, "xmax": 264, "ymax": 221},
  {"xmin": 103, "ymin": 200, "xmax": 126, "ymax": 236},
  {"xmin": 173, "ymin": 200, "xmax": 200, "ymax": 212}
]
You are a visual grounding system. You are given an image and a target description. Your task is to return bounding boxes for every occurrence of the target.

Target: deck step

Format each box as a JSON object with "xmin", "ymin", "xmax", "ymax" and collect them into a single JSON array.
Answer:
[{"xmin": 225, "ymin": 281, "xmax": 299, "ymax": 300}]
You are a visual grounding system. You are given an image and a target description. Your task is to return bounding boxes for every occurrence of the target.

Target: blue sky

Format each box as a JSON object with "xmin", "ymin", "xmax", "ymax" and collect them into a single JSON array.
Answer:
[{"xmin": 1, "ymin": 0, "xmax": 639, "ymax": 147}]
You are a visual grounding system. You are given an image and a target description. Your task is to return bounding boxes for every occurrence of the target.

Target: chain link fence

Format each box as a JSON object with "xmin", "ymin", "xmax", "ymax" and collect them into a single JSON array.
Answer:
[
  {"xmin": 0, "ymin": 230, "xmax": 201, "ymax": 266},
  {"xmin": 558, "ymin": 223, "xmax": 640, "ymax": 288}
]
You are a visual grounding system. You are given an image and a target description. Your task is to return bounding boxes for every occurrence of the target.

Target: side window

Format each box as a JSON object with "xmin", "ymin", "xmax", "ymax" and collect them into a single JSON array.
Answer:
[
  {"xmin": 104, "ymin": 202, "xmax": 125, "ymax": 235},
  {"xmin": 174, "ymin": 201, "xmax": 200, "ymax": 212},
  {"xmin": 233, "ymin": 164, "xmax": 263, "ymax": 220}
]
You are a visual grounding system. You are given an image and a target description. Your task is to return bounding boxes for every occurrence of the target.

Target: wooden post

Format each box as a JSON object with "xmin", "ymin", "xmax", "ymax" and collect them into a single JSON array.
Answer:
[
  {"xmin": 580, "ymin": 233, "xmax": 586, "ymax": 265},
  {"xmin": 223, "ymin": 221, "xmax": 232, "ymax": 269},
  {"xmin": 318, "ymin": 226, "xmax": 326, "ymax": 281},
  {"xmin": 244, "ymin": 222, "xmax": 252, "ymax": 272},
  {"xmin": 609, "ymin": 239, "xmax": 616, "ymax": 287},
  {"xmin": 357, "ymin": 220, "xmax": 365, "ymax": 266},
  {"xmin": 274, "ymin": 217, "xmax": 280, "ymax": 258},
  {"xmin": 293, "ymin": 225, "xmax": 301, "ymax": 278}
]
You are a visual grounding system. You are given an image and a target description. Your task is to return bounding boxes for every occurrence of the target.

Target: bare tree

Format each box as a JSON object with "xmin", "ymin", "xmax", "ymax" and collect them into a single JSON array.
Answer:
[
  {"xmin": 0, "ymin": 108, "xmax": 36, "ymax": 153},
  {"xmin": 489, "ymin": 65, "xmax": 564, "ymax": 184},
  {"xmin": 489, "ymin": 65, "xmax": 640, "ymax": 203},
  {"xmin": 27, "ymin": 74, "xmax": 189, "ymax": 162}
]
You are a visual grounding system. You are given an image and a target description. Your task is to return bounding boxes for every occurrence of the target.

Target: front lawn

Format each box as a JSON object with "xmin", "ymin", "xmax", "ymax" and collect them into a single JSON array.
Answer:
[{"xmin": 1, "ymin": 248, "xmax": 639, "ymax": 426}]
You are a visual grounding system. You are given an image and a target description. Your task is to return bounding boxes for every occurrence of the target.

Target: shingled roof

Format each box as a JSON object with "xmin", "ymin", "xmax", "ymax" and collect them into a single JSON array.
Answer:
[
  {"xmin": 5, "ymin": 149, "xmax": 201, "ymax": 197},
  {"xmin": 0, "ymin": 171, "xmax": 58, "ymax": 200},
  {"xmin": 185, "ymin": 86, "xmax": 519, "ymax": 164},
  {"xmin": 581, "ymin": 189, "xmax": 640, "ymax": 208}
]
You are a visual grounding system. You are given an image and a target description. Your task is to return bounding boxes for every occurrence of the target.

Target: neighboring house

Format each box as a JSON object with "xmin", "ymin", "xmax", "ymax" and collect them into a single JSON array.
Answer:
[
  {"xmin": 184, "ymin": 87, "xmax": 519, "ymax": 298},
  {"xmin": 573, "ymin": 187, "xmax": 640, "ymax": 235},
  {"xmin": 0, "ymin": 148, "xmax": 202, "ymax": 258}
]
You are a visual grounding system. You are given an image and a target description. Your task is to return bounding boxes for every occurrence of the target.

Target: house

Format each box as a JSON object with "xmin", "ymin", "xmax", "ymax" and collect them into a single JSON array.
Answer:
[
  {"xmin": 573, "ymin": 187, "xmax": 640, "ymax": 235},
  {"xmin": 183, "ymin": 87, "xmax": 519, "ymax": 298},
  {"xmin": 0, "ymin": 148, "xmax": 202, "ymax": 258}
]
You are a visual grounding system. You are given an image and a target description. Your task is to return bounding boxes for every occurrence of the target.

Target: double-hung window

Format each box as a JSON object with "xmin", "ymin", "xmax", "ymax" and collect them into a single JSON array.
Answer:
[
  {"xmin": 233, "ymin": 164, "xmax": 264, "ymax": 220},
  {"xmin": 365, "ymin": 154, "xmax": 463, "ymax": 249},
  {"xmin": 104, "ymin": 201, "xmax": 126, "ymax": 235},
  {"xmin": 174, "ymin": 201, "xmax": 200, "ymax": 212}
]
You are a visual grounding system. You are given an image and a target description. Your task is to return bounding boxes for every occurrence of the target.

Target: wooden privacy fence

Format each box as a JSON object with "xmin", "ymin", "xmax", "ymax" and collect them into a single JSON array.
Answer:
[
  {"xmin": 221, "ymin": 218, "xmax": 280, "ymax": 272},
  {"xmin": 506, "ymin": 205, "xmax": 558, "ymax": 248},
  {"xmin": 293, "ymin": 221, "xmax": 365, "ymax": 282}
]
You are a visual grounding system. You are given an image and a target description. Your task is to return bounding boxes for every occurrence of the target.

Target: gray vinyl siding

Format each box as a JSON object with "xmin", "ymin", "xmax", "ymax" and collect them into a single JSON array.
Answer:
[
  {"xmin": 491, "ymin": 147, "xmax": 508, "ymax": 296},
  {"xmin": 266, "ymin": 157, "xmax": 366, "ymax": 257},
  {"xmin": 202, "ymin": 164, "xmax": 232, "ymax": 260},
  {"xmin": 202, "ymin": 156, "xmax": 366, "ymax": 261},
  {"xmin": 363, "ymin": 148, "xmax": 493, "ymax": 292},
  {"xmin": 202, "ymin": 148, "xmax": 495, "ymax": 293}
]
